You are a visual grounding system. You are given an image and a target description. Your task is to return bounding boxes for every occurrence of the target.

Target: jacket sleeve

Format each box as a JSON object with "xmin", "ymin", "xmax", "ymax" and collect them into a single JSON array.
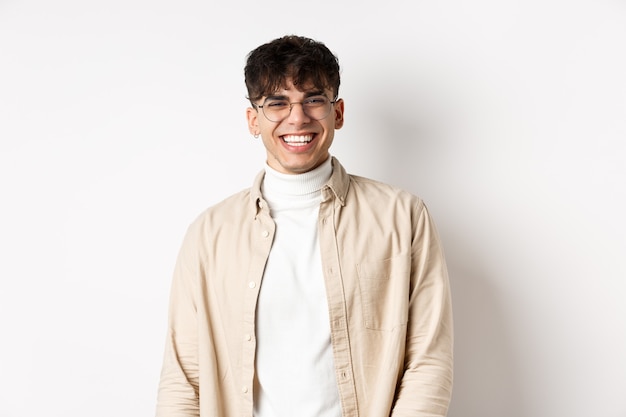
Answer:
[
  {"xmin": 391, "ymin": 201, "xmax": 454, "ymax": 416},
  {"xmin": 156, "ymin": 222, "xmax": 202, "ymax": 417}
]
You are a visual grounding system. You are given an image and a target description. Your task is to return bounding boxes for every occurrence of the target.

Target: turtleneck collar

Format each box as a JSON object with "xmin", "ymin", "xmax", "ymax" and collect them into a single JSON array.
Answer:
[{"xmin": 262, "ymin": 157, "xmax": 333, "ymax": 198}]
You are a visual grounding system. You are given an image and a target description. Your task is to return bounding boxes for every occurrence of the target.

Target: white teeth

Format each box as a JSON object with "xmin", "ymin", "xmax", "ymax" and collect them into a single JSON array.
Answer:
[{"xmin": 282, "ymin": 135, "xmax": 313, "ymax": 145}]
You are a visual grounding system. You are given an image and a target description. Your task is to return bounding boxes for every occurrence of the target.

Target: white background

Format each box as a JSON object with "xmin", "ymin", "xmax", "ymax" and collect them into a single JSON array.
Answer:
[{"xmin": 1, "ymin": 1, "xmax": 625, "ymax": 416}]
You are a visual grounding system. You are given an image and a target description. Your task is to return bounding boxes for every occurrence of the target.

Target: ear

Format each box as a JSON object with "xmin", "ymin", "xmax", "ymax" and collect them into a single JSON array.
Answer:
[
  {"xmin": 246, "ymin": 107, "xmax": 259, "ymax": 135},
  {"xmin": 333, "ymin": 98, "xmax": 345, "ymax": 129}
]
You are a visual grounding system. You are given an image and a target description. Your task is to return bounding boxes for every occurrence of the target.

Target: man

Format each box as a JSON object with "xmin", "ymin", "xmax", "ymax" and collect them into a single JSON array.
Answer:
[{"xmin": 156, "ymin": 35, "xmax": 453, "ymax": 417}]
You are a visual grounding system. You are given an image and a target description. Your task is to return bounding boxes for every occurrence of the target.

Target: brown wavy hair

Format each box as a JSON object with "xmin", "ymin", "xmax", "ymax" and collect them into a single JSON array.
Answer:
[{"xmin": 244, "ymin": 35, "xmax": 341, "ymax": 105}]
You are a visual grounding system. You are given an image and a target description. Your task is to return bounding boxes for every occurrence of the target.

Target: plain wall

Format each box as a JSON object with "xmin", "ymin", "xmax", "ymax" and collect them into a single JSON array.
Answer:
[{"xmin": 1, "ymin": 0, "xmax": 624, "ymax": 416}]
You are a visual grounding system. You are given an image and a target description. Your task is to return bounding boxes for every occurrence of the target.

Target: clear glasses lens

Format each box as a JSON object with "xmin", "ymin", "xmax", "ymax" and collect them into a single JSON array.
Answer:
[{"xmin": 260, "ymin": 96, "xmax": 332, "ymax": 122}]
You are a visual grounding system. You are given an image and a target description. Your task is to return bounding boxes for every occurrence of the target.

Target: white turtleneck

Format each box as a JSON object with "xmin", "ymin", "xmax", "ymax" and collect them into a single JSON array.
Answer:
[{"xmin": 253, "ymin": 157, "xmax": 341, "ymax": 417}]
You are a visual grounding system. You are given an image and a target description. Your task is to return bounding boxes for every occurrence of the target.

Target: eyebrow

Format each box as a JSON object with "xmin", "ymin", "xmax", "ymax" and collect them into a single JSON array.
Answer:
[{"xmin": 265, "ymin": 90, "xmax": 326, "ymax": 101}]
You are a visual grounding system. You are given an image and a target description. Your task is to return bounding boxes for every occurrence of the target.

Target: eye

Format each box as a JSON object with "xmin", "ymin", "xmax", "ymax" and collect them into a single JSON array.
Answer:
[
  {"xmin": 265, "ymin": 100, "xmax": 289, "ymax": 109},
  {"xmin": 304, "ymin": 96, "xmax": 328, "ymax": 106}
]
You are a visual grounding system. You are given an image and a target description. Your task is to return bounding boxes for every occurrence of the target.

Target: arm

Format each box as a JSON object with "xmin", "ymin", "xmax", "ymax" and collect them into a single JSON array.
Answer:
[
  {"xmin": 156, "ymin": 223, "xmax": 202, "ymax": 417},
  {"xmin": 391, "ymin": 202, "xmax": 454, "ymax": 416}
]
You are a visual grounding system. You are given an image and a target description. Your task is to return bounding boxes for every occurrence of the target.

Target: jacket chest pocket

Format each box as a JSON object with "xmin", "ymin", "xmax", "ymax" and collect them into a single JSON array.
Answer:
[{"xmin": 356, "ymin": 254, "xmax": 410, "ymax": 330}]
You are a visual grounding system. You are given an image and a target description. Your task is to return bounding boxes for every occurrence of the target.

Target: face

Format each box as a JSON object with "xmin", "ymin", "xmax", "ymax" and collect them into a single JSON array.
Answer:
[{"xmin": 246, "ymin": 78, "xmax": 344, "ymax": 175}]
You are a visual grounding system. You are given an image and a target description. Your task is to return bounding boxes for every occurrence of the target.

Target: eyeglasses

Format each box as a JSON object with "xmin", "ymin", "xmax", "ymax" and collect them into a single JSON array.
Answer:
[{"xmin": 256, "ymin": 95, "xmax": 336, "ymax": 123}]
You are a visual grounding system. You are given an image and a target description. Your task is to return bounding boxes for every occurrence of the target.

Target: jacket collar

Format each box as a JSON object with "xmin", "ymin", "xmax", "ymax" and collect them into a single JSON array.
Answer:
[{"xmin": 324, "ymin": 157, "xmax": 349, "ymax": 206}]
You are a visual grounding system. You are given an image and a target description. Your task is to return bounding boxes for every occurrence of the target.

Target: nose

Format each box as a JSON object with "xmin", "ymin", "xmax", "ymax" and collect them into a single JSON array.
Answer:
[{"xmin": 286, "ymin": 102, "xmax": 311, "ymax": 123}]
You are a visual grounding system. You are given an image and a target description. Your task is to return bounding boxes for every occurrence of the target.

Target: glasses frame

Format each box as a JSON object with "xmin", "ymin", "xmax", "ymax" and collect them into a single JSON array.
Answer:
[{"xmin": 255, "ymin": 95, "xmax": 338, "ymax": 123}]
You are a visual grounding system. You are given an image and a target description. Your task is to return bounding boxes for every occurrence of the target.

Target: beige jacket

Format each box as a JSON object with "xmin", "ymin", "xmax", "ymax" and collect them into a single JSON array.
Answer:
[{"xmin": 156, "ymin": 157, "xmax": 453, "ymax": 417}]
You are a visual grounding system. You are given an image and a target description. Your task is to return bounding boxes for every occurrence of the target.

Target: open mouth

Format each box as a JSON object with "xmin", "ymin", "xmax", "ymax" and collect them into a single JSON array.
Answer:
[{"xmin": 281, "ymin": 134, "xmax": 314, "ymax": 147}]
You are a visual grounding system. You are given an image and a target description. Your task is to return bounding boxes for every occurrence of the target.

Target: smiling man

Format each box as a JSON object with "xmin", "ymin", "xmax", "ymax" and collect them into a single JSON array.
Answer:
[{"xmin": 156, "ymin": 35, "xmax": 453, "ymax": 417}]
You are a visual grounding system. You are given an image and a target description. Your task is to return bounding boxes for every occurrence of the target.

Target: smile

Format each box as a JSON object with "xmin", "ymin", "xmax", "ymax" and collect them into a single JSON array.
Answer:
[{"xmin": 281, "ymin": 134, "xmax": 314, "ymax": 147}]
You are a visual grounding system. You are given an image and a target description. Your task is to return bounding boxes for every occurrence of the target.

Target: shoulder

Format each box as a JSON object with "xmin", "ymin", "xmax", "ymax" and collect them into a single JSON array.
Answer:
[
  {"xmin": 176, "ymin": 186, "xmax": 255, "ymax": 253},
  {"xmin": 347, "ymin": 174, "xmax": 424, "ymax": 210},
  {"xmin": 193, "ymin": 187, "xmax": 254, "ymax": 226}
]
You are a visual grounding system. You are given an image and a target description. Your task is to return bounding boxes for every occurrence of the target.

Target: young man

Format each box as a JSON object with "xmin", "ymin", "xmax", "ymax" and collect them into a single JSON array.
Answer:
[{"xmin": 156, "ymin": 35, "xmax": 453, "ymax": 417}]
